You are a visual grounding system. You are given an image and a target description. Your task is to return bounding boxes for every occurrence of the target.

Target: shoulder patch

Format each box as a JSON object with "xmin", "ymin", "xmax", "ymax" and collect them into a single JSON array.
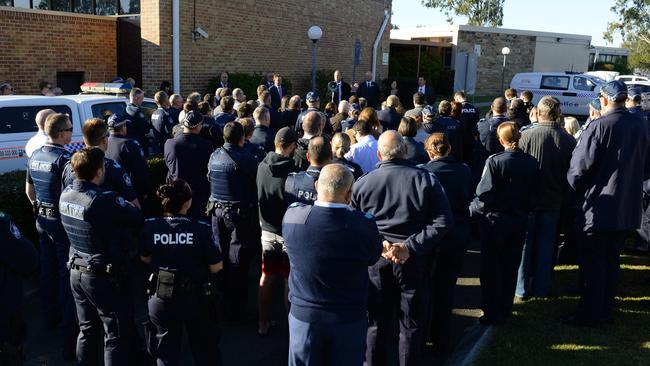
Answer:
[
  {"xmin": 363, "ymin": 211, "xmax": 374, "ymax": 220},
  {"xmin": 145, "ymin": 217, "xmax": 157, "ymax": 222},
  {"xmin": 9, "ymin": 221, "xmax": 22, "ymax": 239},
  {"xmin": 115, "ymin": 196, "xmax": 127, "ymax": 207},
  {"xmin": 197, "ymin": 220, "xmax": 211, "ymax": 227},
  {"xmin": 123, "ymin": 174, "xmax": 132, "ymax": 187}
]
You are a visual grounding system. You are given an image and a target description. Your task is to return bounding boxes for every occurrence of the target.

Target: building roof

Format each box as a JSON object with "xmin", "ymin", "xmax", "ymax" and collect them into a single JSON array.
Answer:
[{"xmin": 391, "ymin": 24, "xmax": 592, "ymax": 43}]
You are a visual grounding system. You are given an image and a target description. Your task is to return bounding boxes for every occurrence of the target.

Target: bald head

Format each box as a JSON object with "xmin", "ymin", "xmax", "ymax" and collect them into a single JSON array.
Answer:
[
  {"xmin": 492, "ymin": 97, "xmax": 507, "ymax": 115},
  {"xmin": 316, "ymin": 163, "xmax": 354, "ymax": 203},
  {"xmin": 306, "ymin": 136, "xmax": 332, "ymax": 167},
  {"xmin": 35, "ymin": 109, "xmax": 56, "ymax": 131},
  {"xmin": 378, "ymin": 130, "xmax": 406, "ymax": 161}
]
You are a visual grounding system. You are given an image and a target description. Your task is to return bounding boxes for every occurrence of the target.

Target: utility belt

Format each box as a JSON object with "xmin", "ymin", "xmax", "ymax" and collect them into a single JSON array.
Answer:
[
  {"xmin": 147, "ymin": 269, "xmax": 215, "ymax": 300},
  {"xmin": 206, "ymin": 200, "xmax": 251, "ymax": 217},
  {"xmin": 67, "ymin": 257, "xmax": 118, "ymax": 277},
  {"xmin": 36, "ymin": 203, "xmax": 59, "ymax": 218}
]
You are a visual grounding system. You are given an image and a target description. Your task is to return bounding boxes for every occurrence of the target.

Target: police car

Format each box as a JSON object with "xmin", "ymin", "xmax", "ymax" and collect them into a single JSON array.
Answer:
[
  {"xmin": 509, "ymin": 72, "xmax": 605, "ymax": 116},
  {"xmin": 0, "ymin": 83, "xmax": 155, "ymax": 173}
]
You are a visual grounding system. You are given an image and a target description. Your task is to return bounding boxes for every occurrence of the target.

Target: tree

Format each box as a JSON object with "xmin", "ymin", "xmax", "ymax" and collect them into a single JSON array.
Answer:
[
  {"xmin": 605, "ymin": 0, "xmax": 650, "ymax": 71},
  {"xmin": 421, "ymin": 0, "xmax": 506, "ymax": 27}
]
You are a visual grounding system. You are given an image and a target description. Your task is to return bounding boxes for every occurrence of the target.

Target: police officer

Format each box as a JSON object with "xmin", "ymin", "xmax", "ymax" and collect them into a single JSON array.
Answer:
[
  {"xmin": 473, "ymin": 97, "xmax": 508, "ymax": 182},
  {"xmin": 470, "ymin": 122, "xmax": 539, "ymax": 325},
  {"xmin": 0, "ymin": 212, "xmax": 38, "ymax": 366},
  {"xmin": 63, "ymin": 118, "xmax": 140, "ymax": 208},
  {"xmin": 293, "ymin": 111, "xmax": 323, "ymax": 171},
  {"xmin": 423, "ymin": 104, "xmax": 463, "ymax": 162},
  {"xmin": 422, "ymin": 133, "xmax": 472, "ymax": 359},
  {"xmin": 627, "ymin": 87, "xmax": 649, "ymax": 123},
  {"xmin": 351, "ymin": 131, "xmax": 453, "ymax": 366},
  {"xmin": 207, "ymin": 121, "xmax": 258, "ymax": 322},
  {"xmin": 295, "ymin": 92, "xmax": 332, "ymax": 136},
  {"xmin": 250, "ymin": 106, "xmax": 275, "ymax": 152},
  {"xmin": 240, "ymin": 117, "xmax": 268, "ymax": 163},
  {"xmin": 106, "ymin": 113, "xmax": 151, "ymax": 202},
  {"xmin": 60, "ymin": 147, "xmax": 142, "ymax": 364},
  {"xmin": 151, "ymin": 90, "xmax": 175, "ymax": 153},
  {"xmin": 285, "ymin": 136, "xmax": 332, "ymax": 205},
  {"xmin": 283, "ymin": 164, "xmax": 382, "ymax": 365},
  {"xmin": 331, "ymin": 132, "xmax": 363, "ymax": 180},
  {"xmin": 453, "ymin": 90, "xmax": 480, "ymax": 165},
  {"xmin": 24, "ymin": 112, "xmax": 77, "ymax": 359},
  {"xmin": 125, "ymin": 87, "xmax": 152, "ymax": 154},
  {"xmin": 566, "ymin": 81, "xmax": 650, "ymax": 327},
  {"xmin": 139, "ymin": 179, "xmax": 224, "ymax": 365}
]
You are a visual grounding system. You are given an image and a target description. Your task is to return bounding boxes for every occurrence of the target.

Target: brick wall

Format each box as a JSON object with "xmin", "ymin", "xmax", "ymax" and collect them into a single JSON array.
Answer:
[
  {"xmin": 0, "ymin": 7, "xmax": 117, "ymax": 95},
  {"xmin": 141, "ymin": 0, "xmax": 391, "ymax": 97},
  {"xmin": 457, "ymin": 30, "xmax": 535, "ymax": 96}
]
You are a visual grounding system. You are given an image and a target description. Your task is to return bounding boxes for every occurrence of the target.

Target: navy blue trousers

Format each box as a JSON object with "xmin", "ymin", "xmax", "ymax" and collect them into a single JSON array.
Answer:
[
  {"xmin": 288, "ymin": 313, "xmax": 366, "ymax": 366},
  {"xmin": 70, "ymin": 269, "xmax": 130, "ymax": 366},
  {"xmin": 366, "ymin": 257, "xmax": 429, "ymax": 366},
  {"xmin": 36, "ymin": 216, "xmax": 76, "ymax": 339},
  {"xmin": 147, "ymin": 294, "xmax": 221, "ymax": 366}
]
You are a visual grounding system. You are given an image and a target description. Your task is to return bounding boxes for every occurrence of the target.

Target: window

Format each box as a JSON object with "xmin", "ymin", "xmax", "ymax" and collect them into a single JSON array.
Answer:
[
  {"xmin": 4, "ymin": 0, "xmax": 139, "ymax": 15},
  {"xmin": 95, "ymin": 0, "xmax": 117, "ymax": 15},
  {"xmin": 90, "ymin": 102, "xmax": 126, "ymax": 121},
  {"xmin": 618, "ymin": 77, "xmax": 632, "ymax": 82},
  {"xmin": 573, "ymin": 76, "xmax": 598, "ymax": 92},
  {"xmin": 0, "ymin": 0, "xmax": 12, "ymax": 6},
  {"xmin": 119, "ymin": 0, "xmax": 139, "ymax": 14},
  {"xmin": 74, "ymin": 0, "xmax": 94, "ymax": 14},
  {"xmin": 0, "ymin": 105, "xmax": 72, "ymax": 134},
  {"xmin": 541, "ymin": 76, "xmax": 570, "ymax": 90},
  {"xmin": 13, "ymin": 0, "xmax": 30, "ymax": 7},
  {"xmin": 50, "ymin": 0, "xmax": 72, "ymax": 11}
]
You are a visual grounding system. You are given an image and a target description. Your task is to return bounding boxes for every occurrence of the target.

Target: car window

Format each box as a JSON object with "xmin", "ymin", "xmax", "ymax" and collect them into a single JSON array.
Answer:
[
  {"xmin": 573, "ymin": 76, "xmax": 598, "ymax": 91},
  {"xmin": 90, "ymin": 102, "xmax": 126, "ymax": 121},
  {"xmin": 0, "ymin": 105, "xmax": 72, "ymax": 134},
  {"xmin": 541, "ymin": 76, "xmax": 570, "ymax": 90},
  {"xmin": 142, "ymin": 102, "xmax": 157, "ymax": 109},
  {"xmin": 618, "ymin": 77, "xmax": 632, "ymax": 82}
]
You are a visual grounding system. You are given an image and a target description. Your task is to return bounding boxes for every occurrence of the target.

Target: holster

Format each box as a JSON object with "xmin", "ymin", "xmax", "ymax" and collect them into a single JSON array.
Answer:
[{"xmin": 155, "ymin": 269, "xmax": 176, "ymax": 300}]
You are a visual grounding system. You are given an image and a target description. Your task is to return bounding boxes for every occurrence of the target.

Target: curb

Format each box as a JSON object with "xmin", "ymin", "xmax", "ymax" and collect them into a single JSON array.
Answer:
[{"xmin": 446, "ymin": 324, "xmax": 494, "ymax": 366}]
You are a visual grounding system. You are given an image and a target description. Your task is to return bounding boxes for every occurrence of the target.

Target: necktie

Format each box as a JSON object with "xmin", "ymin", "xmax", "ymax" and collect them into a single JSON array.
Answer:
[{"xmin": 278, "ymin": 86, "xmax": 282, "ymax": 98}]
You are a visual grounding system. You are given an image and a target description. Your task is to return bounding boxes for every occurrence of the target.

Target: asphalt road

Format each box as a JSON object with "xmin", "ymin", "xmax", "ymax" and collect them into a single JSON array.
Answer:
[{"xmin": 22, "ymin": 241, "xmax": 483, "ymax": 366}]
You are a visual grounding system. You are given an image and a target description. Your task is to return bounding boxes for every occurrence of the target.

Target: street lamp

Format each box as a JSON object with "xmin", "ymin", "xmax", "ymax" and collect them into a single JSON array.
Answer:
[
  {"xmin": 501, "ymin": 46, "xmax": 511, "ymax": 93},
  {"xmin": 308, "ymin": 25, "xmax": 323, "ymax": 93}
]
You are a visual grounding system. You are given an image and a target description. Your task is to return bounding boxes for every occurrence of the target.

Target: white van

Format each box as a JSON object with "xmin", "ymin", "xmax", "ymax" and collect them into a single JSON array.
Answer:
[
  {"xmin": 0, "ymin": 94, "xmax": 155, "ymax": 173},
  {"xmin": 615, "ymin": 75, "xmax": 650, "ymax": 83},
  {"xmin": 509, "ymin": 72, "xmax": 605, "ymax": 116}
]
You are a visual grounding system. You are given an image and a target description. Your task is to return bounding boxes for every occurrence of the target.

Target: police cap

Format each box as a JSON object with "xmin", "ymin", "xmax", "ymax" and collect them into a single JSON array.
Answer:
[
  {"xmin": 589, "ymin": 97, "xmax": 601, "ymax": 111},
  {"xmin": 275, "ymin": 127, "xmax": 298, "ymax": 144},
  {"xmin": 600, "ymin": 80, "xmax": 627, "ymax": 101},
  {"xmin": 107, "ymin": 113, "xmax": 130, "ymax": 129},
  {"xmin": 422, "ymin": 105, "xmax": 436, "ymax": 118},
  {"xmin": 628, "ymin": 87, "xmax": 642, "ymax": 99},
  {"xmin": 182, "ymin": 110, "xmax": 204, "ymax": 128},
  {"xmin": 350, "ymin": 103, "xmax": 361, "ymax": 112},
  {"xmin": 306, "ymin": 91, "xmax": 320, "ymax": 102}
]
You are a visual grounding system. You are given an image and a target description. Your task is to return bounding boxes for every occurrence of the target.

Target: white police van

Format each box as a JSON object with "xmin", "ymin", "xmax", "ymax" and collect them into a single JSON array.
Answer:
[
  {"xmin": 509, "ymin": 72, "xmax": 605, "ymax": 116},
  {"xmin": 0, "ymin": 83, "xmax": 155, "ymax": 173}
]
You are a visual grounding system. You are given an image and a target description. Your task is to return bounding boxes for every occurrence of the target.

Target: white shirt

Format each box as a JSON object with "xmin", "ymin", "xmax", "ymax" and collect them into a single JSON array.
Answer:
[
  {"xmin": 418, "ymin": 86, "xmax": 425, "ymax": 94},
  {"xmin": 344, "ymin": 134, "xmax": 379, "ymax": 173},
  {"xmin": 25, "ymin": 131, "xmax": 48, "ymax": 157},
  {"xmin": 314, "ymin": 201, "xmax": 349, "ymax": 209}
]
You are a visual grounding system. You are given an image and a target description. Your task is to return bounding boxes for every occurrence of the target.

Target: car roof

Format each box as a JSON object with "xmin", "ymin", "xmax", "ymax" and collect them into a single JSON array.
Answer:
[{"xmin": 0, "ymin": 94, "xmax": 153, "ymax": 103}]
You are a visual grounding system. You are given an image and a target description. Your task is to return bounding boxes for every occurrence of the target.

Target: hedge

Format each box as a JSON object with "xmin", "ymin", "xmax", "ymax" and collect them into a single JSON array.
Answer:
[{"xmin": 0, "ymin": 155, "xmax": 169, "ymax": 246}]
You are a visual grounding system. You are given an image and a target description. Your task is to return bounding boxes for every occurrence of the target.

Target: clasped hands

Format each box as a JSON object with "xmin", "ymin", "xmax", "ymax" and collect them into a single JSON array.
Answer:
[{"xmin": 381, "ymin": 240, "xmax": 410, "ymax": 264}]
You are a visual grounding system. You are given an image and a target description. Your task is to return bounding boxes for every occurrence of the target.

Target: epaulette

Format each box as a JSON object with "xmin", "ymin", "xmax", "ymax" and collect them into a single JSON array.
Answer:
[
  {"xmin": 145, "ymin": 217, "xmax": 157, "ymax": 222},
  {"xmin": 197, "ymin": 220, "xmax": 211, "ymax": 227}
]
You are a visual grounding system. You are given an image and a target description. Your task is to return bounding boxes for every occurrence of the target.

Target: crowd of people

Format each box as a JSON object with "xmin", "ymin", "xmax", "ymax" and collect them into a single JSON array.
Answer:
[{"xmin": 1, "ymin": 69, "xmax": 649, "ymax": 366}]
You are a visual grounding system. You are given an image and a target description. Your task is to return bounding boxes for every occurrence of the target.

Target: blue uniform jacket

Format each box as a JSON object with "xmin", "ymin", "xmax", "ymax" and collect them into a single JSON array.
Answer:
[
  {"xmin": 351, "ymin": 158, "xmax": 453, "ymax": 255},
  {"xmin": 63, "ymin": 157, "xmax": 137, "ymax": 202},
  {"xmin": 139, "ymin": 216, "xmax": 222, "ymax": 284},
  {"xmin": 106, "ymin": 135, "xmax": 151, "ymax": 199},
  {"xmin": 422, "ymin": 156, "xmax": 472, "ymax": 223},
  {"xmin": 285, "ymin": 166, "xmax": 321, "ymax": 205},
  {"xmin": 283, "ymin": 203, "xmax": 382, "ymax": 323},
  {"xmin": 567, "ymin": 107, "xmax": 650, "ymax": 232}
]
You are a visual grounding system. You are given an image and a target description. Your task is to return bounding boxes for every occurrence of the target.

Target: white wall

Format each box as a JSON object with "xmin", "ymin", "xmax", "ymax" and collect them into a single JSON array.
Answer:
[{"xmin": 533, "ymin": 36, "xmax": 590, "ymax": 72}]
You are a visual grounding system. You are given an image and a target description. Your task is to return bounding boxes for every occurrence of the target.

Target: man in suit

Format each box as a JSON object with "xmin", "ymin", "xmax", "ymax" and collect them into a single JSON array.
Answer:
[
  {"xmin": 269, "ymin": 74, "xmax": 285, "ymax": 112},
  {"xmin": 218, "ymin": 71, "xmax": 233, "ymax": 90},
  {"xmin": 331, "ymin": 70, "xmax": 352, "ymax": 104},
  {"xmin": 377, "ymin": 95, "xmax": 403, "ymax": 131},
  {"xmin": 263, "ymin": 72, "xmax": 275, "ymax": 89},
  {"xmin": 356, "ymin": 71, "xmax": 380, "ymax": 109},
  {"xmin": 417, "ymin": 76, "xmax": 436, "ymax": 106}
]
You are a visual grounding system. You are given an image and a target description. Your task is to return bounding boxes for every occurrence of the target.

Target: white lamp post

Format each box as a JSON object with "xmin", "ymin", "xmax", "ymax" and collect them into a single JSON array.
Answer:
[
  {"xmin": 501, "ymin": 46, "xmax": 511, "ymax": 92},
  {"xmin": 308, "ymin": 26, "xmax": 323, "ymax": 93}
]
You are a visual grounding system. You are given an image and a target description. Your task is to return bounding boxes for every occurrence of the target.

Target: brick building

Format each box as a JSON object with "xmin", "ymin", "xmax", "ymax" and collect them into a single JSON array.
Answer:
[{"xmin": 0, "ymin": 1, "xmax": 391, "ymax": 96}]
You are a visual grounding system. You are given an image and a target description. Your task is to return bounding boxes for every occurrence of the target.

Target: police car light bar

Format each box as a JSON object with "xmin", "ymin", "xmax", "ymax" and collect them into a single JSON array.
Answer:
[{"xmin": 80, "ymin": 82, "xmax": 132, "ymax": 94}]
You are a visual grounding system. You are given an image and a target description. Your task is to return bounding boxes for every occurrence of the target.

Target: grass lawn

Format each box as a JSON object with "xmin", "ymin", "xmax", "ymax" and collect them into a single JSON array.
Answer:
[{"xmin": 475, "ymin": 251, "xmax": 650, "ymax": 366}]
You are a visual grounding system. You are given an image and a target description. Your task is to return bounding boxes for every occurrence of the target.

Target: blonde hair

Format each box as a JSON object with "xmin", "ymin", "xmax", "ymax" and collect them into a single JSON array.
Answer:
[
  {"xmin": 331, "ymin": 132, "xmax": 351, "ymax": 159},
  {"xmin": 497, "ymin": 122, "xmax": 520, "ymax": 150},
  {"xmin": 563, "ymin": 116, "xmax": 580, "ymax": 136}
]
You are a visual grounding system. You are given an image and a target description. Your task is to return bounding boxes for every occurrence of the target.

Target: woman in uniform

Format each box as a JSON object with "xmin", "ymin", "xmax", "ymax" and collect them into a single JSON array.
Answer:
[
  {"xmin": 470, "ymin": 122, "xmax": 539, "ymax": 325},
  {"xmin": 140, "ymin": 179, "xmax": 223, "ymax": 365},
  {"xmin": 422, "ymin": 133, "xmax": 472, "ymax": 357}
]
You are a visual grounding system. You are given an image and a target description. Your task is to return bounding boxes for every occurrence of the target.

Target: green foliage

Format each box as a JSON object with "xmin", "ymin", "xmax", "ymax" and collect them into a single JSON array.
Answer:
[
  {"xmin": 594, "ymin": 61, "xmax": 631, "ymax": 74},
  {"xmin": 625, "ymin": 37, "xmax": 650, "ymax": 71},
  {"xmin": 421, "ymin": 0, "xmax": 505, "ymax": 27},
  {"xmin": 605, "ymin": 0, "xmax": 650, "ymax": 72},
  {"xmin": 206, "ymin": 73, "xmax": 292, "ymax": 102},
  {"xmin": 389, "ymin": 48, "xmax": 444, "ymax": 82}
]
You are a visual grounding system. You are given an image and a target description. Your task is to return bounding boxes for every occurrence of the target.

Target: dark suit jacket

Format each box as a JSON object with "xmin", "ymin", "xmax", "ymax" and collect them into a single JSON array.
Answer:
[
  {"xmin": 356, "ymin": 81, "xmax": 381, "ymax": 109},
  {"xmin": 269, "ymin": 85, "xmax": 286, "ymax": 111},
  {"xmin": 219, "ymin": 82, "xmax": 233, "ymax": 90},
  {"xmin": 330, "ymin": 81, "xmax": 352, "ymax": 103},
  {"xmin": 417, "ymin": 85, "xmax": 436, "ymax": 106},
  {"xmin": 377, "ymin": 107, "xmax": 403, "ymax": 131}
]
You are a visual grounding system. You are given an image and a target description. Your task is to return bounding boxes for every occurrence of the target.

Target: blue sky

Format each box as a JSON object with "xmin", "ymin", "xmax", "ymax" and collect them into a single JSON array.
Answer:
[{"xmin": 391, "ymin": 0, "xmax": 622, "ymax": 46}]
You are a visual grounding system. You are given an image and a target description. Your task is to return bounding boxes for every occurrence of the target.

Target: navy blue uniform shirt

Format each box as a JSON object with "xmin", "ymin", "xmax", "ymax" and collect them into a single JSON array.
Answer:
[
  {"xmin": 27, "ymin": 143, "xmax": 71, "ymax": 207},
  {"xmin": 151, "ymin": 107, "xmax": 175, "ymax": 150},
  {"xmin": 250, "ymin": 125, "xmax": 275, "ymax": 153},
  {"xmin": 106, "ymin": 135, "xmax": 151, "ymax": 199},
  {"xmin": 568, "ymin": 107, "xmax": 650, "ymax": 231},
  {"xmin": 332, "ymin": 158, "xmax": 363, "ymax": 180},
  {"xmin": 285, "ymin": 166, "xmax": 321, "ymax": 205},
  {"xmin": 283, "ymin": 202, "xmax": 382, "ymax": 323},
  {"xmin": 164, "ymin": 132, "xmax": 213, "ymax": 204},
  {"xmin": 125, "ymin": 103, "xmax": 151, "ymax": 148},
  {"xmin": 208, "ymin": 143, "xmax": 258, "ymax": 207},
  {"xmin": 63, "ymin": 157, "xmax": 137, "ymax": 202},
  {"xmin": 471, "ymin": 149, "xmax": 539, "ymax": 219},
  {"xmin": 403, "ymin": 136, "xmax": 428, "ymax": 164},
  {"xmin": 477, "ymin": 115, "xmax": 508, "ymax": 156},
  {"xmin": 352, "ymin": 158, "xmax": 453, "ymax": 255},
  {"xmin": 139, "ymin": 215, "xmax": 222, "ymax": 284},
  {"xmin": 60, "ymin": 180, "xmax": 142, "ymax": 266},
  {"xmin": 423, "ymin": 156, "xmax": 472, "ymax": 223}
]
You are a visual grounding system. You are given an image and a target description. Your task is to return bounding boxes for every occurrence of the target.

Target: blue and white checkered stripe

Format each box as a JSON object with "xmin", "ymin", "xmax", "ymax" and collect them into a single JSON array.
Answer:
[{"xmin": 65, "ymin": 141, "xmax": 85, "ymax": 153}]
